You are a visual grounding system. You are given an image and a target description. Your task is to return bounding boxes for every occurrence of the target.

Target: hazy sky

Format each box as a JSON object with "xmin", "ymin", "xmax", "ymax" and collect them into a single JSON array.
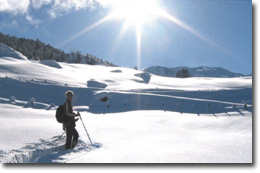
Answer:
[{"xmin": 0, "ymin": 0, "xmax": 252, "ymax": 74}]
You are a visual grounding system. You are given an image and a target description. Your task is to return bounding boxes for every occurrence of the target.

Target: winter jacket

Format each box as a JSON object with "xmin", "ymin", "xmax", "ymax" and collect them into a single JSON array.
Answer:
[{"xmin": 63, "ymin": 100, "xmax": 76, "ymax": 128}]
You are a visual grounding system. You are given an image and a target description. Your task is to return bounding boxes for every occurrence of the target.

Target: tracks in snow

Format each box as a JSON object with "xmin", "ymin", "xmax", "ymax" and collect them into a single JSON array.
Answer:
[{"xmin": 1, "ymin": 134, "xmax": 102, "ymax": 163}]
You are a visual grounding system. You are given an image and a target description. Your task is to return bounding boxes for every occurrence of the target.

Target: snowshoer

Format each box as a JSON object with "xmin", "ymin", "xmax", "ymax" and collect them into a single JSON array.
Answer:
[{"xmin": 63, "ymin": 90, "xmax": 80, "ymax": 150}]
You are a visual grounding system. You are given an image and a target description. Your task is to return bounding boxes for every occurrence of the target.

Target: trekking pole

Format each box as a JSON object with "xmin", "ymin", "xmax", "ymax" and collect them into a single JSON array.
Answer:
[
  {"xmin": 57, "ymin": 132, "xmax": 65, "ymax": 141},
  {"xmin": 79, "ymin": 115, "xmax": 93, "ymax": 145},
  {"xmin": 52, "ymin": 132, "xmax": 65, "ymax": 149}
]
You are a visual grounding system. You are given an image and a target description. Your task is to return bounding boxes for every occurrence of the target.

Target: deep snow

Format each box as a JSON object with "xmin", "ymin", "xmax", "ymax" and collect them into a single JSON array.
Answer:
[
  {"xmin": 0, "ymin": 105, "xmax": 252, "ymax": 163},
  {"xmin": 0, "ymin": 44, "xmax": 252, "ymax": 163}
]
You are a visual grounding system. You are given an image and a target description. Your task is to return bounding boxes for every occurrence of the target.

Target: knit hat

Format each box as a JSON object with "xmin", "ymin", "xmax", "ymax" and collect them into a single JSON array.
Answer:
[{"xmin": 65, "ymin": 90, "xmax": 74, "ymax": 97}]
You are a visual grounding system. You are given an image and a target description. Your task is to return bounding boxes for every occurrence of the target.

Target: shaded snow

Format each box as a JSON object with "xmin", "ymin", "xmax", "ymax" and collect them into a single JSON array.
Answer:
[{"xmin": 87, "ymin": 80, "xmax": 108, "ymax": 89}]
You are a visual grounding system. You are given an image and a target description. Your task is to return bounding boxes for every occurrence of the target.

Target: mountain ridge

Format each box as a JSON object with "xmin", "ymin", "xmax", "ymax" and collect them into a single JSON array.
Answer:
[{"xmin": 144, "ymin": 66, "xmax": 248, "ymax": 78}]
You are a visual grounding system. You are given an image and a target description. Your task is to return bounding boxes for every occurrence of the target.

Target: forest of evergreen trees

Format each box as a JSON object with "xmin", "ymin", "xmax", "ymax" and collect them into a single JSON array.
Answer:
[{"xmin": 0, "ymin": 32, "xmax": 116, "ymax": 67}]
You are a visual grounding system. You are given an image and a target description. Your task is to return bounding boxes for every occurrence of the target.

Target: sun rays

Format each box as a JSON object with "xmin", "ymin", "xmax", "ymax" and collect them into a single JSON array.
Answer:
[
  {"xmin": 58, "ymin": 0, "xmax": 232, "ymax": 68},
  {"xmin": 158, "ymin": 8, "xmax": 234, "ymax": 57},
  {"xmin": 57, "ymin": 13, "xmax": 114, "ymax": 48}
]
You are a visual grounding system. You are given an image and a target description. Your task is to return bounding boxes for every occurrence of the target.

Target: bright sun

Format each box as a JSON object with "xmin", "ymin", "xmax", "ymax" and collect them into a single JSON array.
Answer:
[
  {"xmin": 106, "ymin": 0, "xmax": 161, "ymax": 69},
  {"xmin": 61, "ymin": 0, "xmax": 229, "ymax": 71},
  {"xmin": 110, "ymin": 0, "xmax": 160, "ymax": 27}
]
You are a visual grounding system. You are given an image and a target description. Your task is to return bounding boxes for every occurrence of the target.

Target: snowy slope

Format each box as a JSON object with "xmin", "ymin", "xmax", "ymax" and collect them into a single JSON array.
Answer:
[
  {"xmin": 0, "ymin": 44, "xmax": 252, "ymax": 163},
  {"xmin": 0, "ymin": 44, "xmax": 29, "ymax": 61},
  {"xmin": 145, "ymin": 66, "xmax": 247, "ymax": 78}
]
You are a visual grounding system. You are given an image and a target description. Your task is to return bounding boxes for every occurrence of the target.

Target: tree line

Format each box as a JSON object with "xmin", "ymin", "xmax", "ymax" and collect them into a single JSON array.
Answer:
[{"xmin": 0, "ymin": 32, "xmax": 116, "ymax": 66}]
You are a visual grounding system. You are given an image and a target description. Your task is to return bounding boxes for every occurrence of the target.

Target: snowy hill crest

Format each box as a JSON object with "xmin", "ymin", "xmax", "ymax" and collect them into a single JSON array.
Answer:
[{"xmin": 0, "ymin": 44, "xmax": 29, "ymax": 61}]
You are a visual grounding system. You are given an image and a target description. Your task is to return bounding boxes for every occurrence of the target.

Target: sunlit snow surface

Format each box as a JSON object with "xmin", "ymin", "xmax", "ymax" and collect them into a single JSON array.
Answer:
[{"xmin": 0, "ymin": 45, "xmax": 252, "ymax": 163}]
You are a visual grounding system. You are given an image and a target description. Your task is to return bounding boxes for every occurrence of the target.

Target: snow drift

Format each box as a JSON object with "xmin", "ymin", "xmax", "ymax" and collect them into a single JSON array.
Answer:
[{"xmin": 0, "ymin": 44, "xmax": 28, "ymax": 61}]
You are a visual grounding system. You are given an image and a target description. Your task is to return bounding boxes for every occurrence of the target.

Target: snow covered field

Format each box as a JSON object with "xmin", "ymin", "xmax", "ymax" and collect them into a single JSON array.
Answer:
[
  {"xmin": 0, "ymin": 45, "xmax": 252, "ymax": 163},
  {"xmin": 0, "ymin": 107, "xmax": 252, "ymax": 163}
]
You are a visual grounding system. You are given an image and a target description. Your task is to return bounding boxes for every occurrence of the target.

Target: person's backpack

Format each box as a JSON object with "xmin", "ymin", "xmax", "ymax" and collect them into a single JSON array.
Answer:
[{"xmin": 56, "ymin": 105, "xmax": 64, "ymax": 123}]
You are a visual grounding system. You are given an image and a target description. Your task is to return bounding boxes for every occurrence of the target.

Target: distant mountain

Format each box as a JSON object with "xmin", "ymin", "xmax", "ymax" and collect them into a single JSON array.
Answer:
[
  {"xmin": 0, "ymin": 32, "xmax": 116, "ymax": 67},
  {"xmin": 144, "ymin": 66, "xmax": 247, "ymax": 78}
]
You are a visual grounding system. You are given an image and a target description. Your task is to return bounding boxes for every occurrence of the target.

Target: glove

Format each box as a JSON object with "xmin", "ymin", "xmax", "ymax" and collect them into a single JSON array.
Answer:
[{"xmin": 76, "ymin": 112, "xmax": 81, "ymax": 117}]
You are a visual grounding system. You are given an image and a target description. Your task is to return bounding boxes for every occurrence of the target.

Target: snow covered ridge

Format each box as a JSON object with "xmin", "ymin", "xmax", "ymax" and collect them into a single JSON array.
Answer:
[
  {"xmin": 144, "ymin": 66, "xmax": 249, "ymax": 78},
  {"xmin": 0, "ymin": 44, "xmax": 29, "ymax": 61},
  {"xmin": 0, "ymin": 44, "xmax": 252, "ymax": 163}
]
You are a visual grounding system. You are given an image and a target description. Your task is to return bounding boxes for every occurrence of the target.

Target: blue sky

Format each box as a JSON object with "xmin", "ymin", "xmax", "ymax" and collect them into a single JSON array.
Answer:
[{"xmin": 0, "ymin": 0, "xmax": 252, "ymax": 74}]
